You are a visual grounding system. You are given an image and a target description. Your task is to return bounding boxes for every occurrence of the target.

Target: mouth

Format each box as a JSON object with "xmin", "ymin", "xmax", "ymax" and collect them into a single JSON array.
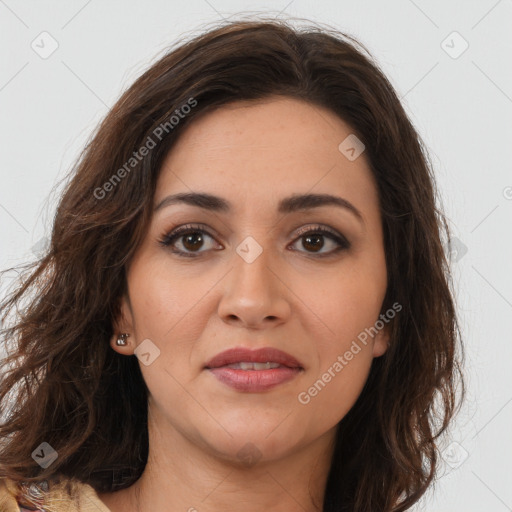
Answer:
[
  {"xmin": 219, "ymin": 361, "xmax": 289, "ymax": 370},
  {"xmin": 204, "ymin": 347, "xmax": 304, "ymax": 392},
  {"xmin": 204, "ymin": 346, "xmax": 303, "ymax": 370}
]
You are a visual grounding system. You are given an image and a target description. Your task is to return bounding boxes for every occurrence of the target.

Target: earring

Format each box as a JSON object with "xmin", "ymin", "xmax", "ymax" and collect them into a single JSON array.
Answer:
[{"xmin": 116, "ymin": 333, "xmax": 129, "ymax": 346}]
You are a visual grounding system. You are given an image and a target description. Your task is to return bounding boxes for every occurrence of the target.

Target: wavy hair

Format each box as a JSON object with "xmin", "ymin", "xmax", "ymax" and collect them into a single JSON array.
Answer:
[{"xmin": 0, "ymin": 17, "xmax": 464, "ymax": 511}]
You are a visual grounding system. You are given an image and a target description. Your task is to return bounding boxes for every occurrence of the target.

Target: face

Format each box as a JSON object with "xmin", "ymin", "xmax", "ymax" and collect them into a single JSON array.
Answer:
[{"xmin": 112, "ymin": 96, "xmax": 389, "ymax": 464}]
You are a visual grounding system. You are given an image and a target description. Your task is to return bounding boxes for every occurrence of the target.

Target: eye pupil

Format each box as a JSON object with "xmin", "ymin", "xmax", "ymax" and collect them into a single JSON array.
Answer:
[
  {"xmin": 183, "ymin": 233, "xmax": 203, "ymax": 251},
  {"xmin": 303, "ymin": 234, "xmax": 324, "ymax": 252}
]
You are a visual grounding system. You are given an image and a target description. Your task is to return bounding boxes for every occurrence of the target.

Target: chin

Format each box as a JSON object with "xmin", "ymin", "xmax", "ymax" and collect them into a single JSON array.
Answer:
[{"xmin": 195, "ymin": 420, "xmax": 307, "ymax": 466}]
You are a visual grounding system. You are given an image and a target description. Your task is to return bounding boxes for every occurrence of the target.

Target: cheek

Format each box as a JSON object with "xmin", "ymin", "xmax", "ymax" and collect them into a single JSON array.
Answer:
[
  {"xmin": 127, "ymin": 251, "xmax": 214, "ymax": 339},
  {"xmin": 296, "ymin": 291, "xmax": 378, "ymax": 427},
  {"xmin": 296, "ymin": 264, "xmax": 385, "ymax": 416},
  {"xmin": 310, "ymin": 261, "xmax": 386, "ymax": 352},
  {"xmin": 297, "ymin": 347, "xmax": 373, "ymax": 433},
  {"xmin": 126, "ymin": 251, "xmax": 230, "ymax": 396}
]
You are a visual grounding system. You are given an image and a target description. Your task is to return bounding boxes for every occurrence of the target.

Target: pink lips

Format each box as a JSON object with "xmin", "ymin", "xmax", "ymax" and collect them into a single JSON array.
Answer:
[{"xmin": 204, "ymin": 347, "xmax": 303, "ymax": 392}]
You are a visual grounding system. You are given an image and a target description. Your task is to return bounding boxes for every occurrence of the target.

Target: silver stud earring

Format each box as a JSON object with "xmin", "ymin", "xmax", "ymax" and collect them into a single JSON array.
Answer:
[{"xmin": 116, "ymin": 333, "xmax": 129, "ymax": 346}]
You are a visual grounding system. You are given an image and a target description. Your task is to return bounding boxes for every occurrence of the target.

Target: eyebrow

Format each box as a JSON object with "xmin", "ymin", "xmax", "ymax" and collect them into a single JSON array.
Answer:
[{"xmin": 154, "ymin": 192, "xmax": 364, "ymax": 224}]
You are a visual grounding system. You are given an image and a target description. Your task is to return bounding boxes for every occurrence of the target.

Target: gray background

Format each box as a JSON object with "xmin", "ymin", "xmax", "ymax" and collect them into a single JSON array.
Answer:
[{"xmin": 1, "ymin": 1, "xmax": 511, "ymax": 510}]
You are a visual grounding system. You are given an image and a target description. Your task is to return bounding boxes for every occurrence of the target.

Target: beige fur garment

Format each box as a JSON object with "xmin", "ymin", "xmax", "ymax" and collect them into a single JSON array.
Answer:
[{"xmin": 0, "ymin": 476, "xmax": 111, "ymax": 512}]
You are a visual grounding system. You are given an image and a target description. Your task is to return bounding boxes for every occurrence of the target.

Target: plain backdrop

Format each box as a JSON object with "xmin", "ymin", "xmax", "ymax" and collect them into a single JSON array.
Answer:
[{"xmin": 1, "ymin": 1, "xmax": 511, "ymax": 511}]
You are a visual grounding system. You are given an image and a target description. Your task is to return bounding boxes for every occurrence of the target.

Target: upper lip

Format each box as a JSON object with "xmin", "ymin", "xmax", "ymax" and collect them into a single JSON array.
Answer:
[{"xmin": 204, "ymin": 347, "xmax": 303, "ymax": 369}]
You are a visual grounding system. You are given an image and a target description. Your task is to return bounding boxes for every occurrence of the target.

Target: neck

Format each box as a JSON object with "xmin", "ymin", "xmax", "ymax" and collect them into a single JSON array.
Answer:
[{"xmin": 100, "ymin": 402, "xmax": 336, "ymax": 512}]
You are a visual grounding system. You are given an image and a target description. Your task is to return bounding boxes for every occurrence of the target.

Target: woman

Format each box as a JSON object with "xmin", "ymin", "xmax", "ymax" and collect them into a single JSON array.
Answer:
[{"xmin": 0, "ymin": 17, "xmax": 464, "ymax": 512}]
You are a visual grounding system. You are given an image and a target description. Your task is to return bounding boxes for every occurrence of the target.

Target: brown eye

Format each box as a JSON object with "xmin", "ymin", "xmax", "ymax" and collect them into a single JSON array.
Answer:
[
  {"xmin": 159, "ymin": 224, "xmax": 350, "ymax": 259},
  {"xmin": 290, "ymin": 226, "xmax": 350, "ymax": 256},
  {"xmin": 181, "ymin": 232, "xmax": 206, "ymax": 252},
  {"xmin": 301, "ymin": 233, "xmax": 325, "ymax": 252},
  {"xmin": 159, "ymin": 224, "xmax": 221, "ymax": 258}
]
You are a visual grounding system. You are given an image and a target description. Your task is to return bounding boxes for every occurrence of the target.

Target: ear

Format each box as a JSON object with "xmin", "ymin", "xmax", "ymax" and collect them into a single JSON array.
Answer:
[
  {"xmin": 372, "ymin": 322, "xmax": 390, "ymax": 358},
  {"xmin": 109, "ymin": 294, "xmax": 136, "ymax": 355}
]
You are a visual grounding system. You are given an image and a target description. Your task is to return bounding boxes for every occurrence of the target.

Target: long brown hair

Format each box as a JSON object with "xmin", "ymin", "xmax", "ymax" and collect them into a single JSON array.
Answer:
[{"xmin": 0, "ymin": 17, "xmax": 464, "ymax": 511}]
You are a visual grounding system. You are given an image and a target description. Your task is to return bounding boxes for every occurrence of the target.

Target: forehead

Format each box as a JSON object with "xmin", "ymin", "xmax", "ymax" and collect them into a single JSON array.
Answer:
[{"xmin": 155, "ymin": 97, "xmax": 378, "ymax": 217}]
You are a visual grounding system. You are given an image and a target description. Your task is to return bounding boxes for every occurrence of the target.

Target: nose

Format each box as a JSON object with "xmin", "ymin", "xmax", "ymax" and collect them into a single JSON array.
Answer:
[{"xmin": 217, "ymin": 241, "xmax": 291, "ymax": 330}]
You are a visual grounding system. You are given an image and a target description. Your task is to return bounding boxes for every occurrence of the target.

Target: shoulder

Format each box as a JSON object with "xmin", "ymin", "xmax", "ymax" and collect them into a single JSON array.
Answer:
[
  {"xmin": 0, "ymin": 476, "xmax": 111, "ymax": 512},
  {"xmin": 0, "ymin": 476, "xmax": 23, "ymax": 511},
  {"xmin": 0, "ymin": 476, "xmax": 43, "ymax": 511}
]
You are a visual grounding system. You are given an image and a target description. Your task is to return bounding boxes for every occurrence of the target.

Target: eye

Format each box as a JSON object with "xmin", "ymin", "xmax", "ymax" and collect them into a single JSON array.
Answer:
[
  {"xmin": 159, "ymin": 224, "xmax": 221, "ymax": 258},
  {"xmin": 289, "ymin": 225, "xmax": 350, "ymax": 257},
  {"xmin": 159, "ymin": 223, "xmax": 350, "ymax": 258}
]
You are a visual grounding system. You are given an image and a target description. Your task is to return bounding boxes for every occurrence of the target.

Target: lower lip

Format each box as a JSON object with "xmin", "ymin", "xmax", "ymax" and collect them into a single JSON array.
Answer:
[{"xmin": 207, "ymin": 367, "xmax": 301, "ymax": 392}]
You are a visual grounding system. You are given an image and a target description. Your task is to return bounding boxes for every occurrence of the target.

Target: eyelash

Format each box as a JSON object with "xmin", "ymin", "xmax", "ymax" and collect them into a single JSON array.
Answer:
[{"xmin": 158, "ymin": 223, "xmax": 350, "ymax": 259}]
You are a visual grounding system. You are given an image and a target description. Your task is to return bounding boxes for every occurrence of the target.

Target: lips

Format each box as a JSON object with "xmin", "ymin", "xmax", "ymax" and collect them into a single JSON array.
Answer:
[
  {"xmin": 204, "ymin": 346, "xmax": 303, "ymax": 392},
  {"xmin": 204, "ymin": 347, "xmax": 303, "ymax": 370}
]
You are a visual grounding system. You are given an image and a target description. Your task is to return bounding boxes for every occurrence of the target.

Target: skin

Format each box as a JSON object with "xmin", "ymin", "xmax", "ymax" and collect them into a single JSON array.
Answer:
[{"xmin": 97, "ymin": 96, "xmax": 389, "ymax": 512}]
